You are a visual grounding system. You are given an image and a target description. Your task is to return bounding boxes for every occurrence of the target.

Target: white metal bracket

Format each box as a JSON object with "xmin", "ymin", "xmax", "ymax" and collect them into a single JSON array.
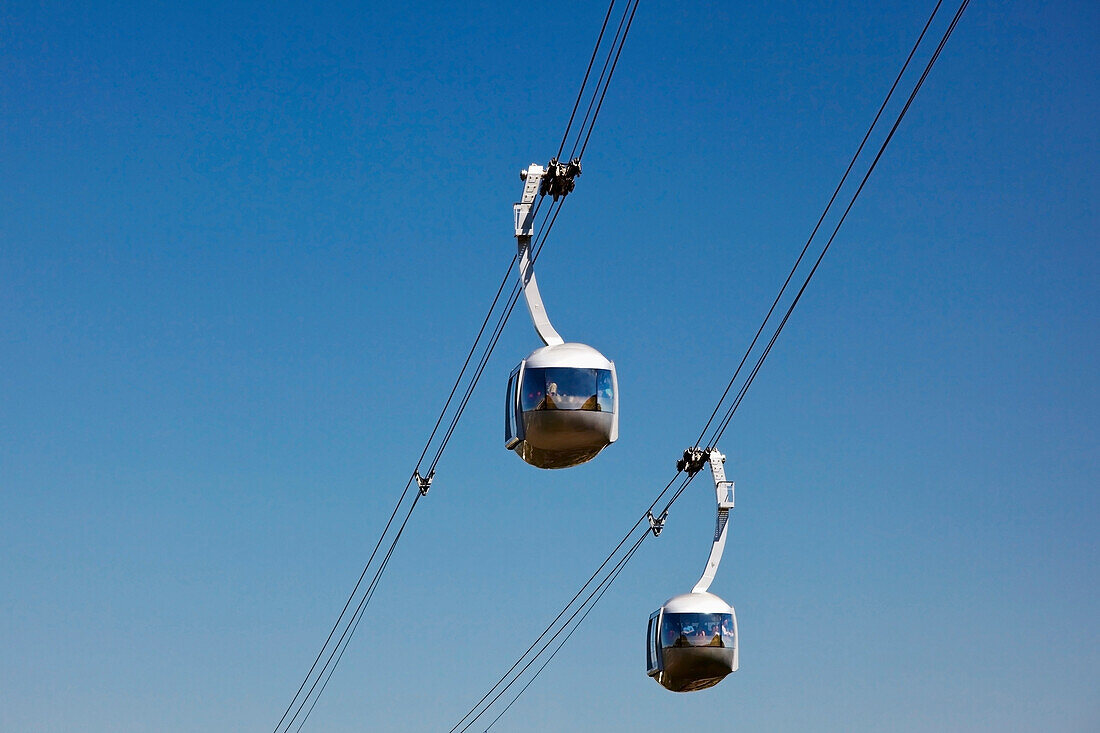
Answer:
[
  {"xmin": 691, "ymin": 449, "xmax": 735, "ymax": 594},
  {"xmin": 513, "ymin": 164, "xmax": 565, "ymax": 346}
]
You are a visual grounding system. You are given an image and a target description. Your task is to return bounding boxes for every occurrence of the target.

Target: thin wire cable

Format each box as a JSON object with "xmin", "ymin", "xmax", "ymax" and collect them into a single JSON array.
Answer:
[
  {"xmin": 278, "ymin": 0, "xmax": 643, "ymax": 724},
  {"xmin": 271, "ymin": 243, "xmax": 530, "ymax": 733},
  {"xmin": 566, "ymin": 1, "xmax": 632, "ymax": 158},
  {"xmin": 275, "ymin": 195, "xmax": 551, "ymax": 732},
  {"xmin": 282, "ymin": 491, "xmax": 425, "ymax": 732},
  {"xmin": 280, "ymin": 199, "xmax": 558, "ymax": 730},
  {"xmin": 557, "ymin": 0, "xmax": 619, "ymax": 160},
  {"xmin": 272, "ymin": 252, "xmax": 522, "ymax": 732},
  {"xmin": 427, "ymin": 190, "xmax": 576, "ymax": 478},
  {"xmin": 567, "ymin": 0, "xmax": 640, "ymax": 161},
  {"xmin": 482, "ymin": 531, "xmax": 647, "ymax": 732},
  {"xmin": 282, "ymin": 190, "xmax": 569, "ymax": 732},
  {"xmin": 458, "ymin": 469, "xmax": 701, "ymax": 731},
  {"xmin": 691, "ymin": 0, "xmax": 946, "ymax": 450},
  {"xmin": 708, "ymin": 0, "xmax": 971, "ymax": 448},
  {"xmin": 296, "ymin": 174, "xmax": 569, "ymax": 733},
  {"xmin": 291, "ymin": 491, "xmax": 424, "ymax": 732},
  {"xmin": 460, "ymin": 470, "xmax": 705, "ymax": 732},
  {"xmin": 446, "ymin": 471, "xmax": 682, "ymax": 733},
  {"xmin": 269, "ymin": 475, "xmax": 415, "ymax": 733},
  {"xmin": 446, "ymin": 471, "xmax": 687, "ymax": 733},
  {"xmin": 426, "ymin": 198, "xmax": 564, "ymax": 475},
  {"xmin": 456, "ymin": 530, "xmax": 651, "ymax": 733},
  {"xmin": 577, "ymin": 0, "xmax": 641, "ymax": 160}
]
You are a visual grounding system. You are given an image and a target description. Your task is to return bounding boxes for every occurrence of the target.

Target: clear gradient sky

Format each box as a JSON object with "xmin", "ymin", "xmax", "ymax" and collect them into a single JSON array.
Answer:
[{"xmin": 2, "ymin": 1, "xmax": 1097, "ymax": 731}]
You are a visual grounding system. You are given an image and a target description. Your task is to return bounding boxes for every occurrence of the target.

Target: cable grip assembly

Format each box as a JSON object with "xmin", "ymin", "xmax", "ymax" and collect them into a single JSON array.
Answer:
[
  {"xmin": 647, "ymin": 509, "xmax": 668, "ymax": 537},
  {"xmin": 539, "ymin": 157, "xmax": 581, "ymax": 200},
  {"xmin": 414, "ymin": 469, "xmax": 434, "ymax": 496},
  {"xmin": 676, "ymin": 447, "xmax": 708, "ymax": 477}
]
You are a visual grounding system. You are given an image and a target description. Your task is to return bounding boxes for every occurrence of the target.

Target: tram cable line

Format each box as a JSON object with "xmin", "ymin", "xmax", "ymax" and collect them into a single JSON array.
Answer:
[
  {"xmin": 447, "ymin": 0, "xmax": 971, "ymax": 723},
  {"xmin": 269, "ymin": 472, "xmax": 417, "ymax": 733},
  {"xmin": 555, "ymin": 1, "xmax": 619, "ymax": 161},
  {"xmin": 481, "ymin": 534, "xmax": 647, "ymax": 733},
  {"xmin": 704, "ymin": 0, "xmax": 972, "ymax": 451},
  {"xmin": 426, "ymin": 197, "xmax": 566, "ymax": 476},
  {"xmin": 446, "ymin": 471, "xmax": 693, "ymax": 733},
  {"xmin": 276, "ymin": 200, "xmax": 562, "ymax": 733},
  {"xmin": 289, "ymin": 491, "xmax": 425, "ymax": 733},
  {"xmin": 566, "ymin": 0, "xmax": 641, "ymax": 162},
  {"xmin": 692, "ymin": 0, "xmax": 947, "ymax": 450},
  {"xmin": 294, "ymin": 194, "xmax": 583, "ymax": 733},
  {"xmin": 271, "ymin": 1, "xmax": 638, "ymax": 728},
  {"xmin": 271, "ymin": 229, "xmax": 530, "ymax": 733},
  {"xmin": 271, "ymin": 218, "xmax": 551, "ymax": 733},
  {"xmin": 449, "ymin": 477, "xmax": 688, "ymax": 733},
  {"xmin": 472, "ymin": 531, "xmax": 652, "ymax": 733},
  {"xmin": 448, "ymin": 461, "xmax": 716, "ymax": 729}
]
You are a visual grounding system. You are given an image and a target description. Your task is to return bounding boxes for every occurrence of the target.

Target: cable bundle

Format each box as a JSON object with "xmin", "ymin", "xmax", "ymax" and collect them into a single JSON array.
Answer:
[{"xmin": 269, "ymin": 2, "xmax": 639, "ymax": 730}]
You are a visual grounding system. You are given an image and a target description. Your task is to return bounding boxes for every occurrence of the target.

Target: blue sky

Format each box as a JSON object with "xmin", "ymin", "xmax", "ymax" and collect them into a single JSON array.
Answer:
[{"xmin": 1, "ymin": 1, "xmax": 1097, "ymax": 731}]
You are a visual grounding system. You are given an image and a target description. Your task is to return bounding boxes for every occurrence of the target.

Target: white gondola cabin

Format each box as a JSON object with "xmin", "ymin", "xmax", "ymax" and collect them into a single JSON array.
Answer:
[
  {"xmin": 505, "ymin": 343, "xmax": 618, "ymax": 469},
  {"xmin": 647, "ymin": 591, "xmax": 739, "ymax": 692}
]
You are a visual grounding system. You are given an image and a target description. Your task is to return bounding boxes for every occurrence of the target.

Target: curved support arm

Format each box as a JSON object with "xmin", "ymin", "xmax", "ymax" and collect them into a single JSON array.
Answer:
[
  {"xmin": 513, "ymin": 164, "xmax": 564, "ymax": 347},
  {"xmin": 692, "ymin": 450, "xmax": 735, "ymax": 594}
]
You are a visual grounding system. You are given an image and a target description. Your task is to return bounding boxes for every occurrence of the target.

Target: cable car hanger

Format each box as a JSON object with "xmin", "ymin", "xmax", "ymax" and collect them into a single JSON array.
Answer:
[
  {"xmin": 512, "ymin": 158, "xmax": 582, "ymax": 345},
  {"xmin": 647, "ymin": 447, "xmax": 740, "ymax": 692},
  {"xmin": 504, "ymin": 161, "xmax": 619, "ymax": 469},
  {"xmin": 513, "ymin": 161, "xmax": 568, "ymax": 346}
]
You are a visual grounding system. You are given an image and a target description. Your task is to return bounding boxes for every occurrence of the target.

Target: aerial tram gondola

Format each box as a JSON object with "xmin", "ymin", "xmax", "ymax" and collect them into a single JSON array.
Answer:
[
  {"xmin": 647, "ymin": 449, "xmax": 739, "ymax": 692},
  {"xmin": 504, "ymin": 161, "xmax": 619, "ymax": 469}
]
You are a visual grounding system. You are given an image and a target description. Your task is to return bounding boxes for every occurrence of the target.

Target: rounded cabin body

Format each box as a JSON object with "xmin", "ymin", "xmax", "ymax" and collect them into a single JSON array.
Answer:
[
  {"xmin": 505, "ymin": 343, "xmax": 618, "ymax": 469},
  {"xmin": 647, "ymin": 592, "xmax": 739, "ymax": 692}
]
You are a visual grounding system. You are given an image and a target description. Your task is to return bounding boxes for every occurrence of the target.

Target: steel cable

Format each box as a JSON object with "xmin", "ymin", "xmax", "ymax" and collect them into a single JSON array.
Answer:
[
  {"xmin": 691, "ymin": 0, "xmax": 947, "ymax": 449},
  {"xmin": 557, "ymin": 1, "xmax": 619, "ymax": 160},
  {"xmin": 445, "ymin": 471, "xmax": 689, "ymax": 732},
  {"xmin": 567, "ymin": 0, "xmax": 640, "ymax": 161},
  {"xmin": 576, "ymin": 0, "xmax": 640, "ymax": 161},
  {"xmin": 285, "ymin": 492, "xmax": 425, "ymax": 732},
  {"xmin": 706, "ymin": 0, "xmax": 971, "ymax": 449},
  {"xmin": 273, "ymin": 194, "xmax": 561, "ymax": 732},
  {"xmin": 481, "ymin": 529, "xmax": 647, "ymax": 732},
  {"xmin": 275, "ymin": 97, "xmax": 609, "ymax": 730}
]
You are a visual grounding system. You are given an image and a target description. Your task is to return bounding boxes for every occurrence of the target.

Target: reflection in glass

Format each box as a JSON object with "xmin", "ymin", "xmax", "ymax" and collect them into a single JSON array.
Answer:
[
  {"xmin": 660, "ymin": 613, "xmax": 736, "ymax": 649},
  {"xmin": 520, "ymin": 367, "xmax": 614, "ymax": 412},
  {"xmin": 597, "ymin": 370, "xmax": 614, "ymax": 412}
]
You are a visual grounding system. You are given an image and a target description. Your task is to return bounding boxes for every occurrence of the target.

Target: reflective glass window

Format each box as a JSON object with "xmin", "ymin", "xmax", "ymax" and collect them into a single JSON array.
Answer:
[
  {"xmin": 660, "ymin": 612, "xmax": 735, "ymax": 649},
  {"xmin": 520, "ymin": 367, "xmax": 614, "ymax": 412},
  {"xmin": 520, "ymin": 368, "xmax": 545, "ymax": 411},
  {"xmin": 597, "ymin": 369, "xmax": 614, "ymax": 412}
]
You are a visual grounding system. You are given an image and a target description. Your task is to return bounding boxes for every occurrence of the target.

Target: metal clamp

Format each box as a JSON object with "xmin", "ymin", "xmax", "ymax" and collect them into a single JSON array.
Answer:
[
  {"xmin": 647, "ymin": 510, "xmax": 668, "ymax": 537},
  {"xmin": 414, "ymin": 469, "xmax": 434, "ymax": 496},
  {"xmin": 676, "ymin": 447, "xmax": 708, "ymax": 477},
  {"xmin": 539, "ymin": 157, "xmax": 581, "ymax": 200}
]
